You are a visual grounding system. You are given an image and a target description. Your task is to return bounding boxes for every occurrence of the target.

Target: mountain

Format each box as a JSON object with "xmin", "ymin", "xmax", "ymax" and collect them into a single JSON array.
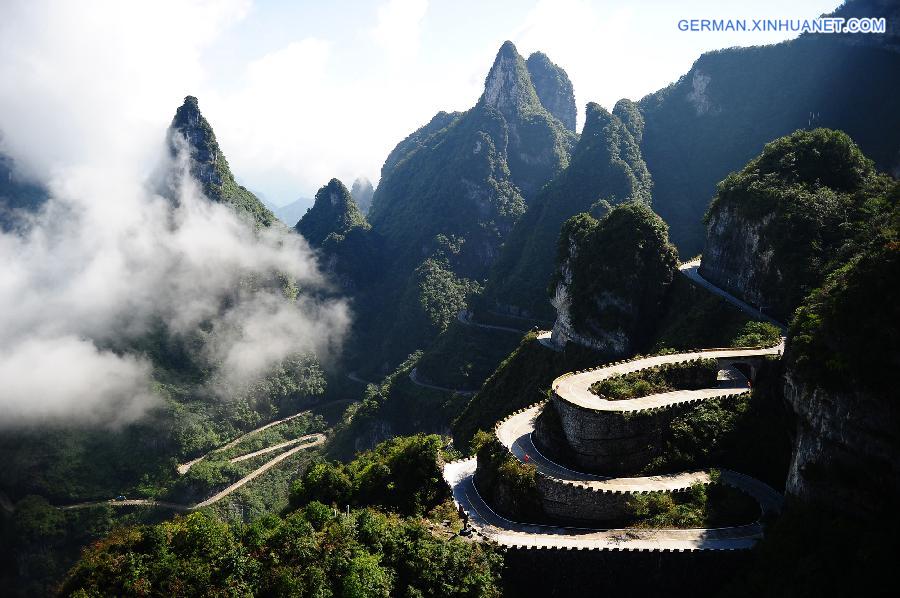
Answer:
[
  {"xmin": 296, "ymin": 179, "xmax": 381, "ymax": 291},
  {"xmin": 480, "ymin": 100, "xmax": 651, "ymax": 319},
  {"xmin": 341, "ymin": 41, "xmax": 577, "ymax": 370},
  {"xmin": 637, "ymin": 0, "xmax": 900, "ymax": 256},
  {"xmin": 350, "ymin": 177, "xmax": 374, "ymax": 215},
  {"xmin": 701, "ymin": 128, "xmax": 895, "ymax": 322},
  {"xmin": 526, "ymin": 51, "xmax": 577, "ymax": 133},
  {"xmin": 368, "ymin": 41, "xmax": 576, "ymax": 281},
  {"xmin": 272, "ymin": 197, "xmax": 314, "ymax": 228},
  {"xmin": 296, "ymin": 178, "xmax": 370, "ymax": 247},
  {"xmin": 548, "ymin": 202, "xmax": 678, "ymax": 354},
  {"xmin": 166, "ymin": 96, "xmax": 276, "ymax": 227}
]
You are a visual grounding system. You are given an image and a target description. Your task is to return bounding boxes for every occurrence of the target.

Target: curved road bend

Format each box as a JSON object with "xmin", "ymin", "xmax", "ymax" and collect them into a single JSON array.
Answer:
[
  {"xmin": 444, "ymin": 458, "xmax": 767, "ymax": 551},
  {"xmin": 178, "ymin": 399, "xmax": 349, "ymax": 475},
  {"xmin": 444, "ymin": 258, "xmax": 786, "ymax": 550},
  {"xmin": 679, "ymin": 259, "xmax": 787, "ymax": 333},
  {"xmin": 60, "ymin": 433, "xmax": 326, "ymax": 513}
]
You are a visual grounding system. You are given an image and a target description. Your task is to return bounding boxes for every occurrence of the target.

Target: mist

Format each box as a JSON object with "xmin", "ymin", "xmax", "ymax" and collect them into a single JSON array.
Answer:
[{"xmin": 0, "ymin": 0, "xmax": 350, "ymax": 427}]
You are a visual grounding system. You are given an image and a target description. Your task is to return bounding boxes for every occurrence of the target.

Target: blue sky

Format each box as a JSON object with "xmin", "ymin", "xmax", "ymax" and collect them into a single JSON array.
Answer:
[{"xmin": 0, "ymin": 0, "xmax": 843, "ymax": 209}]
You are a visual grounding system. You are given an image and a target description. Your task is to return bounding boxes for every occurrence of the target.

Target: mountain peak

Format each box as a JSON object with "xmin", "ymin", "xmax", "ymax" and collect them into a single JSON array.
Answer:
[
  {"xmin": 526, "ymin": 52, "xmax": 577, "ymax": 132},
  {"xmin": 165, "ymin": 95, "xmax": 275, "ymax": 227},
  {"xmin": 480, "ymin": 41, "xmax": 541, "ymax": 115},
  {"xmin": 296, "ymin": 178, "xmax": 370, "ymax": 247},
  {"xmin": 350, "ymin": 176, "xmax": 374, "ymax": 215}
]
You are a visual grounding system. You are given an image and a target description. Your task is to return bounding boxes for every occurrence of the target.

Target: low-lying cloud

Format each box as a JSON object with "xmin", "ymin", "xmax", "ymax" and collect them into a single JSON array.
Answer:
[
  {"xmin": 0, "ymin": 150, "xmax": 350, "ymax": 427},
  {"xmin": 0, "ymin": 0, "xmax": 351, "ymax": 427}
]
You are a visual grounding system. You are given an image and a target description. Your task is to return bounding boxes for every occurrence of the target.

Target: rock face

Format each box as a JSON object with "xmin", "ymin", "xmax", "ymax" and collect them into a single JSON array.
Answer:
[
  {"xmin": 483, "ymin": 102, "xmax": 652, "ymax": 319},
  {"xmin": 699, "ymin": 129, "xmax": 890, "ymax": 323},
  {"xmin": 547, "ymin": 203, "xmax": 677, "ymax": 354},
  {"xmin": 783, "ymin": 232, "xmax": 899, "ymax": 517},
  {"xmin": 783, "ymin": 373, "xmax": 899, "ymax": 518},
  {"xmin": 637, "ymin": 0, "xmax": 900, "ymax": 256},
  {"xmin": 368, "ymin": 41, "xmax": 575, "ymax": 280},
  {"xmin": 475, "ymin": 40, "xmax": 576, "ymax": 200},
  {"xmin": 350, "ymin": 177, "xmax": 374, "ymax": 215},
  {"xmin": 166, "ymin": 96, "xmax": 275, "ymax": 227},
  {"xmin": 700, "ymin": 206, "xmax": 774, "ymax": 314},
  {"xmin": 525, "ymin": 51, "xmax": 577, "ymax": 133}
]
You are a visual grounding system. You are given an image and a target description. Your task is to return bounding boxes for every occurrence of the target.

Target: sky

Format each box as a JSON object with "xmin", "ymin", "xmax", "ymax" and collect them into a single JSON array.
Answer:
[{"xmin": 0, "ymin": 0, "xmax": 842, "ymax": 211}]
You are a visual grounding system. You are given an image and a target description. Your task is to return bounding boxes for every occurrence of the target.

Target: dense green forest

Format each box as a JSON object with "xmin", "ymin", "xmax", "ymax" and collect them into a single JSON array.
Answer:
[
  {"xmin": 2, "ymin": 1, "xmax": 898, "ymax": 594},
  {"xmin": 60, "ymin": 436, "xmax": 503, "ymax": 597}
]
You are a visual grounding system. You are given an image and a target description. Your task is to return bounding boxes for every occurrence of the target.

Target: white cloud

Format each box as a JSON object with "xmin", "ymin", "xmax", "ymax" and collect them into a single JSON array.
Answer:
[
  {"xmin": 371, "ymin": 0, "xmax": 429, "ymax": 57},
  {"xmin": 0, "ymin": 0, "xmax": 351, "ymax": 427}
]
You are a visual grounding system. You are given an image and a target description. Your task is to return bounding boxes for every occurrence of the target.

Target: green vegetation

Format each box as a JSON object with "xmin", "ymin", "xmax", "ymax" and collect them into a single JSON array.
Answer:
[
  {"xmin": 168, "ymin": 96, "xmax": 275, "ymax": 227},
  {"xmin": 553, "ymin": 202, "xmax": 679, "ymax": 350},
  {"xmin": 639, "ymin": 33, "xmax": 900, "ymax": 256},
  {"xmin": 62, "ymin": 435, "xmax": 503, "ymax": 597},
  {"xmin": 525, "ymin": 51, "xmax": 576, "ymax": 132},
  {"xmin": 591, "ymin": 358, "xmax": 719, "ymax": 400},
  {"xmin": 627, "ymin": 476, "xmax": 759, "ymax": 529},
  {"xmin": 61, "ymin": 506, "xmax": 502, "ymax": 597},
  {"xmin": 166, "ymin": 413, "xmax": 325, "ymax": 505},
  {"xmin": 788, "ymin": 217, "xmax": 898, "ymax": 395},
  {"xmin": 485, "ymin": 101, "xmax": 652, "ymax": 319},
  {"xmin": 416, "ymin": 259, "xmax": 482, "ymax": 333},
  {"xmin": 291, "ymin": 435, "xmax": 448, "ymax": 516},
  {"xmin": 451, "ymin": 332, "xmax": 601, "ymax": 450},
  {"xmin": 415, "ymin": 321, "xmax": 521, "ymax": 391},
  {"xmin": 645, "ymin": 358, "xmax": 792, "ymax": 490},
  {"xmin": 0, "ymin": 497, "xmax": 173, "ymax": 597},
  {"xmin": 704, "ymin": 129, "xmax": 896, "ymax": 321},
  {"xmin": 296, "ymin": 178, "xmax": 370, "ymax": 247},
  {"xmin": 650, "ymin": 275, "xmax": 782, "ymax": 351},
  {"xmin": 472, "ymin": 432, "xmax": 542, "ymax": 521}
]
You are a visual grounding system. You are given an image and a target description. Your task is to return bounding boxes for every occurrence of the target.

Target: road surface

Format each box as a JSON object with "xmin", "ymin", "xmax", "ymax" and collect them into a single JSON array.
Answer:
[
  {"xmin": 443, "ymin": 257, "xmax": 786, "ymax": 551},
  {"xmin": 409, "ymin": 367, "xmax": 476, "ymax": 396},
  {"xmin": 457, "ymin": 310, "xmax": 526, "ymax": 334},
  {"xmin": 60, "ymin": 433, "xmax": 325, "ymax": 512}
]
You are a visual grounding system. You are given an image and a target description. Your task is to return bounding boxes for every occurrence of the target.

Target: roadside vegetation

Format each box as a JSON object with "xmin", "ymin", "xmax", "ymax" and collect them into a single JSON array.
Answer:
[
  {"xmin": 61, "ymin": 434, "xmax": 504, "ymax": 597},
  {"xmin": 627, "ymin": 475, "xmax": 759, "ymax": 529},
  {"xmin": 590, "ymin": 358, "xmax": 719, "ymax": 400}
]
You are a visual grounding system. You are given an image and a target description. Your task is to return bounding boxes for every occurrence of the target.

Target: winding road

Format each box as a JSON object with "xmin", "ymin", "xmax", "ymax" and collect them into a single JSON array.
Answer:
[
  {"xmin": 443, "ymin": 259, "xmax": 786, "ymax": 551},
  {"xmin": 60, "ymin": 433, "xmax": 325, "ymax": 512},
  {"xmin": 457, "ymin": 310, "xmax": 526, "ymax": 334},
  {"xmin": 409, "ymin": 367, "xmax": 476, "ymax": 396}
]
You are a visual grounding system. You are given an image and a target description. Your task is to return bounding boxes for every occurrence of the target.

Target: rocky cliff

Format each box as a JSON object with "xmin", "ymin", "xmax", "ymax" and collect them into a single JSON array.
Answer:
[
  {"xmin": 637, "ymin": 0, "xmax": 900, "ymax": 256},
  {"xmin": 367, "ymin": 41, "xmax": 576, "ymax": 283},
  {"xmin": 483, "ymin": 102, "xmax": 652, "ymax": 319},
  {"xmin": 549, "ymin": 203, "xmax": 678, "ymax": 354},
  {"xmin": 525, "ymin": 51, "xmax": 577, "ymax": 133},
  {"xmin": 781, "ymin": 220, "xmax": 899, "ymax": 515},
  {"xmin": 166, "ymin": 96, "xmax": 275, "ymax": 227},
  {"xmin": 700, "ymin": 129, "xmax": 893, "ymax": 323}
]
